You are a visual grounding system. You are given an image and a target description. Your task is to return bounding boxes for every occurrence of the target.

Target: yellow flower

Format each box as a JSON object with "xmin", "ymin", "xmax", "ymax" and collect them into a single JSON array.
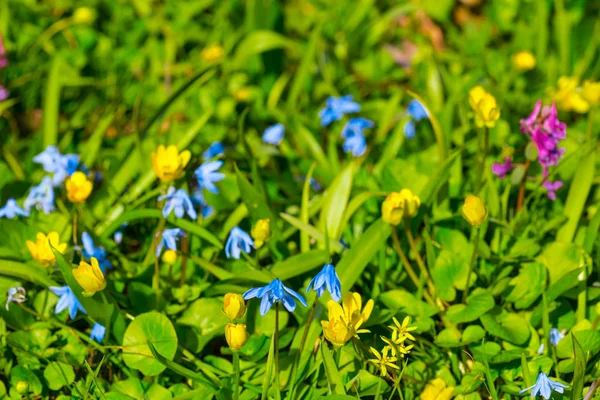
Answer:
[
  {"xmin": 554, "ymin": 77, "xmax": 590, "ymax": 113},
  {"xmin": 235, "ymin": 88, "xmax": 251, "ymax": 102},
  {"xmin": 66, "ymin": 172, "xmax": 93, "ymax": 203},
  {"xmin": 582, "ymin": 80, "xmax": 600, "ymax": 106},
  {"xmin": 223, "ymin": 293, "xmax": 246, "ymax": 320},
  {"xmin": 512, "ymin": 51, "xmax": 536, "ymax": 71},
  {"xmin": 151, "ymin": 145, "xmax": 191, "ymax": 183},
  {"xmin": 369, "ymin": 346, "xmax": 399, "ymax": 377},
  {"xmin": 251, "ymin": 218, "xmax": 271, "ymax": 248},
  {"xmin": 73, "ymin": 7, "xmax": 95, "ymax": 24},
  {"xmin": 382, "ymin": 330, "xmax": 414, "ymax": 357},
  {"xmin": 73, "ymin": 257, "xmax": 106, "ymax": 297},
  {"xmin": 201, "ymin": 44, "xmax": 224, "ymax": 63},
  {"xmin": 389, "ymin": 316, "xmax": 417, "ymax": 341},
  {"xmin": 26, "ymin": 232, "xmax": 67, "ymax": 267},
  {"xmin": 469, "ymin": 86, "xmax": 500, "ymax": 128},
  {"xmin": 321, "ymin": 301, "xmax": 356, "ymax": 347},
  {"xmin": 225, "ymin": 323, "xmax": 248, "ymax": 351},
  {"xmin": 421, "ymin": 378, "xmax": 454, "ymax": 400},
  {"xmin": 341, "ymin": 292, "xmax": 374, "ymax": 333},
  {"xmin": 162, "ymin": 249, "xmax": 177, "ymax": 265},
  {"xmin": 462, "ymin": 195, "xmax": 487, "ymax": 227},
  {"xmin": 381, "ymin": 189, "xmax": 421, "ymax": 225}
]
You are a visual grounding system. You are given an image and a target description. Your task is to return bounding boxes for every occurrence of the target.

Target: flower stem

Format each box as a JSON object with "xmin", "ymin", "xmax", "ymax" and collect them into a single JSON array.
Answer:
[
  {"xmin": 391, "ymin": 228, "xmax": 434, "ymax": 305},
  {"xmin": 179, "ymin": 232, "xmax": 189, "ymax": 286},
  {"xmin": 476, "ymin": 127, "xmax": 490, "ymax": 191},
  {"xmin": 516, "ymin": 159, "xmax": 531, "ymax": 212},
  {"xmin": 288, "ymin": 296, "xmax": 318, "ymax": 400},
  {"xmin": 463, "ymin": 226, "xmax": 480, "ymax": 302},
  {"xmin": 374, "ymin": 378, "xmax": 383, "ymax": 400},
  {"xmin": 403, "ymin": 222, "xmax": 435, "ymax": 296},
  {"xmin": 274, "ymin": 302, "xmax": 281, "ymax": 400},
  {"xmin": 233, "ymin": 351, "xmax": 240, "ymax": 400}
]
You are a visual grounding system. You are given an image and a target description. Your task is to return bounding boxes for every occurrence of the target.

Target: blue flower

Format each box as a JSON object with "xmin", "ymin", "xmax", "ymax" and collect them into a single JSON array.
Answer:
[
  {"xmin": 406, "ymin": 99, "xmax": 428, "ymax": 121},
  {"xmin": 33, "ymin": 146, "xmax": 80, "ymax": 186},
  {"xmin": 520, "ymin": 372, "xmax": 568, "ymax": 399},
  {"xmin": 156, "ymin": 228, "xmax": 184, "ymax": 257},
  {"xmin": 225, "ymin": 226, "xmax": 254, "ymax": 259},
  {"xmin": 50, "ymin": 286, "xmax": 86, "ymax": 319},
  {"xmin": 0, "ymin": 199, "xmax": 29, "ymax": 219},
  {"xmin": 342, "ymin": 134, "xmax": 367, "ymax": 157},
  {"xmin": 202, "ymin": 142, "xmax": 225, "ymax": 160},
  {"xmin": 341, "ymin": 118, "xmax": 372, "ymax": 157},
  {"xmin": 319, "ymin": 95, "xmax": 361, "ymax": 127},
  {"xmin": 33, "ymin": 146, "xmax": 62, "ymax": 175},
  {"xmin": 5, "ymin": 287, "xmax": 26, "ymax": 310},
  {"xmin": 80, "ymin": 232, "xmax": 111, "ymax": 272},
  {"xmin": 549, "ymin": 328, "xmax": 564, "ymax": 346},
  {"xmin": 190, "ymin": 189, "xmax": 214, "ymax": 219},
  {"xmin": 403, "ymin": 120, "xmax": 416, "ymax": 139},
  {"xmin": 306, "ymin": 264, "xmax": 341, "ymax": 302},
  {"xmin": 194, "ymin": 160, "xmax": 225, "ymax": 194},
  {"xmin": 24, "ymin": 176, "xmax": 55, "ymax": 214},
  {"xmin": 244, "ymin": 278, "xmax": 308, "ymax": 315},
  {"xmin": 158, "ymin": 187, "xmax": 197, "ymax": 220},
  {"xmin": 90, "ymin": 323, "xmax": 106, "ymax": 343},
  {"xmin": 262, "ymin": 124, "xmax": 285, "ymax": 145}
]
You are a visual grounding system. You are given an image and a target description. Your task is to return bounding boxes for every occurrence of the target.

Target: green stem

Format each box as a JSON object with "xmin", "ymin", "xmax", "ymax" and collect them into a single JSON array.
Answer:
[
  {"xmin": 288, "ymin": 297, "xmax": 318, "ymax": 400},
  {"xmin": 463, "ymin": 226, "xmax": 480, "ymax": 302},
  {"xmin": 403, "ymin": 221, "xmax": 435, "ymax": 296},
  {"xmin": 374, "ymin": 378, "xmax": 383, "ymax": 400},
  {"xmin": 274, "ymin": 303, "xmax": 281, "ymax": 400},
  {"xmin": 476, "ymin": 127, "xmax": 490, "ymax": 192},
  {"xmin": 391, "ymin": 228, "xmax": 434, "ymax": 305},
  {"xmin": 233, "ymin": 351, "xmax": 240, "ymax": 400}
]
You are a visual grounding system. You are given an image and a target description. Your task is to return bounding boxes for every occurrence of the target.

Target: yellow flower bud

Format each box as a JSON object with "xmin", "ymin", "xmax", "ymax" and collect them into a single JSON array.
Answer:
[
  {"xmin": 16, "ymin": 381, "xmax": 29, "ymax": 394},
  {"xmin": 162, "ymin": 249, "xmax": 177, "ymax": 265},
  {"xmin": 554, "ymin": 76, "xmax": 590, "ymax": 113},
  {"xmin": 201, "ymin": 44, "xmax": 224, "ymax": 63},
  {"xmin": 462, "ymin": 195, "xmax": 487, "ymax": 226},
  {"xmin": 512, "ymin": 51, "xmax": 536, "ymax": 71},
  {"xmin": 469, "ymin": 86, "xmax": 500, "ymax": 128},
  {"xmin": 381, "ymin": 189, "xmax": 421, "ymax": 225},
  {"xmin": 151, "ymin": 145, "xmax": 191, "ymax": 183},
  {"xmin": 72, "ymin": 257, "xmax": 106, "ymax": 297},
  {"xmin": 26, "ymin": 232, "xmax": 67, "ymax": 267},
  {"xmin": 66, "ymin": 172, "xmax": 93, "ymax": 203},
  {"xmin": 223, "ymin": 293, "xmax": 246, "ymax": 320},
  {"xmin": 225, "ymin": 323, "xmax": 248, "ymax": 351},
  {"xmin": 582, "ymin": 80, "xmax": 600, "ymax": 106},
  {"xmin": 251, "ymin": 218, "xmax": 271, "ymax": 248},
  {"xmin": 73, "ymin": 7, "xmax": 95, "ymax": 24},
  {"xmin": 421, "ymin": 378, "xmax": 454, "ymax": 400}
]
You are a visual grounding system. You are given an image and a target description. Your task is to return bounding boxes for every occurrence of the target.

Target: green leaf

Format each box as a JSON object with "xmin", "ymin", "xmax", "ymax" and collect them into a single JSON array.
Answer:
[
  {"xmin": 506, "ymin": 263, "xmax": 546, "ymax": 309},
  {"xmin": 235, "ymin": 165, "xmax": 280, "ymax": 238},
  {"xmin": 445, "ymin": 289, "xmax": 495, "ymax": 324},
  {"xmin": 571, "ymin": 334, "xmax": 586, "ymax": 400},
  {"xmin": 0, "ymin": 259, "xmax": 58, "ymax": 288},
  {"xmin": 10, "ymin": 366, "xmax": 43, "ymax": 396},
  {"xmin": 170, "ymin": 219, "xmax": 223, "ymax": 249},
  {"xmin": 301, "ymin": 163, "xmax": 317, "ymax": 253},
  {"xmin": 97, "ymin": 209, "xmax": 162, "ymax": 238},
  {"xmin": 319, "ymin": 162, "xmax": 356, "ymax": 241},
  {"xmin": 177, "ymin": 298, "xmax": 229, "ymax": 335},
  {"xmin": 279, "ymin": 213, "xmax": 344, "ymax": 252},
  {"xmin": 321, "ymin": 342, "xmax": 346, "ymax": 394},
  {"xmin": 538, "ymin": 242, "xmax": 587, "ymax": 284},
  {"xmin": 232, "ymin": 30, "xmax": 298, "ymax": 69},
  {"xmin": 380, "ymin": 289, "xmax": 439, "ymax": 318},
  {"xmin": 287, "ymin": 24, "xmax": 321, "ymax": 111},
  {"xmin": 419, "ymin": 150, "xmax": 461, "ymax": 206},
  {"xmin": 122, "ymin": 311, "xmax": 178, "ymax": 376},
  {"xmin": 435, "ymin": 328, "xmax": 461, "ymax": 347},
  {"xmin": 480, "ymin": 309, "xmax": 530, "ymax": 345},
  {"xmin": 432, "ymin": 250, "xmax": 470, "ymax": 302},
  {"xmin": 43, "ymin": 56, "xmax": 63, "ymax": 147},
  {"xmin": 43, "ymin": 362, "xmax": 75, "ymax": 391},
  {"xmin": 270, "ymin": 249, "xmax": 329, "ymax": 280},
  {"xmin": 462, "ymin": 325, "xmax": 486, "ymax": 345}
]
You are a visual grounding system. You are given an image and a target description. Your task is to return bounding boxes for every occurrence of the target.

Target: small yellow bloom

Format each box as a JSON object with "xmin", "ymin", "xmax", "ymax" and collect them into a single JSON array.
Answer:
[
  {"xmin": 73, "ymin": 7, "xmax": 95, "ymax": 24},
  {"xmin": 462, "ymin": 195, "xmax": 487, "ymax": 227},
  {"xmin": 421, "ymin": 378, "xmax": 454, "ymax": 400},
  {"xmin": 225, "ymin": 323, "xmax": 248, "ymax": 351},
  {"xmin": 235, "ymin": 88, "xmax": 251, "ymax": 102},
  {"xmin": 469, "ymin": 86, "xmax": 500, "ymax": 128},
  {"xmin": 321, "ymin": 315, "xmax": 355, "ymax": 347},
  {"xmin": 389, "ymin": 316, "xmax": 417, "ymax": 341},
  {"xmin": 512, "ymin": 51, "xmax": 536, "ymax": 71},
  {"xmin": 341, "ymin": 292, "xmax": 374, "ymax": 333},
  {"xmin": 382, "ymin": 330, "xmax": 414, "ymax": 357},
  {"xmin": 73, "ymin": 257, "xmax": 106, "ymax": 296},
  {"xmin": 554, "ymin": 77, "xmax": 590, "ymax": 113},
  {"xmin": 26, "ymin": 232, "xmax": 67, "ymax": 267},
  {"xmin": 381, "ymin": 189, "xmax": 421, "ymax": 225},
  {"xmin": 162, "ymin": 249, "xmax": 177, "ymax": 265},
  {"xmin": 66, "ymin": 172, "xmax": 93, "ymax": 203},
  {"xmin": 201, "ymin": 44, "xmax": 224, "ymax": 63},
  {"xmin": 369, "ymin": 346, "xmax": 399, "ymax": 377},
  {"xmin": 582, "ymin": 80, "xmax": 600, "ymax": 106},
  {"xmin": 223, "ymin": 293, "xmax": 246, "ymax": 320},
  {"xmin": 251, "ymin": 218, "xmax": 271, "ymax": 248},
  {"xmin": 151, "ymin": 145, "xmax": 191, "ymax": 183}
]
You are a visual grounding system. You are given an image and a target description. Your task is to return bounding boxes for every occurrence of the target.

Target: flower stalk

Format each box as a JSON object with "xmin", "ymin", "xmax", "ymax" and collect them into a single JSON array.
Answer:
[{"xmin": 463, "ymin": 226, "xmax": 480, "ymax": 302}]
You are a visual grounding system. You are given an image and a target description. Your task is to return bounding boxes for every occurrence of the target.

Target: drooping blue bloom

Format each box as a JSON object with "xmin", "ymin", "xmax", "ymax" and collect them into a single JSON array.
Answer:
[
  {"xmin": 537, "ymin": 343, "xmax": 545, "ymax": 355},
  {"xmin": 90, "ymin": 323, "xmax": 106, "ymax": 343},
  {"xmin": 33, "ymin": 146, "xmax": 80, "ymax": 186},
  {"xmin": 194, "ymin": 160, "xmax": 225, "ymax": 194},
  {"xmin": 244, "ymin": 278, "xmax": 308, "ymax": 315},
  {"xmin": 33, "ymin": 146, "xmax": 62, "ymax": 175},
  {"xmin": 0, "ymin": 199, "xmax": 29, "ymax": 219},
  {"xmin": 80, "ymin": 232, "xmax": 111, "ymax": 272},
  {"xmin": 24, "ymin": 176, "xmax": 55, "ymax": 214},
  {"xmin": 156, "ymin": 228, "xmax": 184, "ymax": 257},
  {"xmin": 520, "ymin": 372, "xmax": 568, "ymax": 399},
  {"xmin": 319, "ymin": 95, "xmax": 361, "ymax": 127},
  {"xmin": 225, "ymin": 226, "xmax": 254, "ymax": 259},
  {"xmin": 406, "ymin": 99, "xmax": 428, "ymax": 121},
  {"xmin": 403, "ymin": 120, "xmax": 416, "ymax": 139},
  {"xmin": 50, "ymin": 286, "xmax": 86, "ymax": 319},
  {"xmin": 549, "ymin": 328, "xmax": 564, "ymax": 346},
  {"xmin": 341, "ymin": 118, "xmax": 372, "ymax": 157},
  {"xmin": 202, "ymin": 142, "xmax": 225, "ymax": 160},
  {"xmin": 190, "ymin": 189, "xmax": 214, "ymax": 219},
  {"xmin": 5, "ymin": 287, "xmax": 26, "ymax": 310},
  {"xmin": 306, "ymin": 264, "xmax": 341, "ymax": 302},
  {"xmin": 158, "ymin": 187, "xmax": 197, "ymax": 220},
  {"xmin": 342, "ymin": 134, "xmax": 367, "ymax": 157},
  {"xmin": 63, "ymin": 154, "xmax": 81, "ymax": 176},
  {"xmin": 262, "ymin": 124, "xmax": 285, "ymax": 145}
]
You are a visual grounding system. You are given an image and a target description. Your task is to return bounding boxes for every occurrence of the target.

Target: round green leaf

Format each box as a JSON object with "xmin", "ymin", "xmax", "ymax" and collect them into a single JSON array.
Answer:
[
  {"xmin": 44, "ymin": 362, "xmax": 75, "ymax": 391},
  {"xmin": 10, "ymin": 366, "xmax": 43, "ymax": 395},
  {"xmin": 122, "ymin": 311, "xmax": 178, "ymax": 376}
]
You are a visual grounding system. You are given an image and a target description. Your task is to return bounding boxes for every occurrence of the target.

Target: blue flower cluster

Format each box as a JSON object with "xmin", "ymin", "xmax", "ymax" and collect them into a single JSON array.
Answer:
[{"xmin": 404, "ymin": 99, "xmax": 429, "ymax": 139}]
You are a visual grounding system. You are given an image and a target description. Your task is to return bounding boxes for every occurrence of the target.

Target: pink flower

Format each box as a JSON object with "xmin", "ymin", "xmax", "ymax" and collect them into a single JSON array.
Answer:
[
  {"xmin": 492, "ymin": 157, "xmax": 513, "ymax": 179},
  {"xmin": 543, "ymin": 180, "xmax": 563, "ymax": 201}
]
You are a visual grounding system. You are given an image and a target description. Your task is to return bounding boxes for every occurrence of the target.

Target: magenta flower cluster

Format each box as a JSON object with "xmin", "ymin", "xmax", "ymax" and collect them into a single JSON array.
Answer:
[
  {"xmin": 0, "ymin": 33, "xmax": 8, "ymax": 101},
  {"xmin": 492, "ymin": 100, "xmax": 567, "ymax": 200}
]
